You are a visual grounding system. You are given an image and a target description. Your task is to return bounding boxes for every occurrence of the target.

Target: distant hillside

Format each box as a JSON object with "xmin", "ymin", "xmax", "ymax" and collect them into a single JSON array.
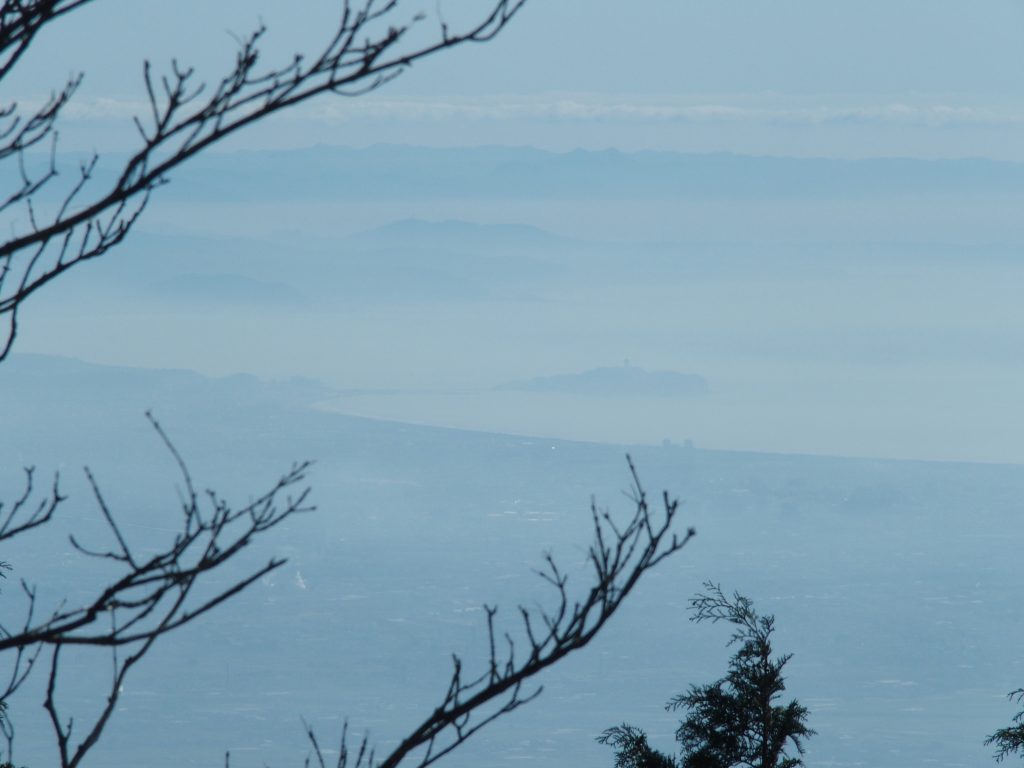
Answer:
[
  {"xmin": 346, "ymin": 218, "xmax": 568, "ymax": 250},
  {"xmin": 37, "ymin": 145, "xmax": 1024, "ymax": 203},
  {"xmin": 27, "ymin": 217, "xmax": 578, "ymax": 308},
  {"xmin": 187, "ymin": 146, "xmax": 1024, "ymax": 201},
  {"xmin": 499, "ymin": 365, "xmax": 709, "ymax": 397},
  {"xmin": 143, "ymin": 273, "xmax": 306, "ymax": 307}
]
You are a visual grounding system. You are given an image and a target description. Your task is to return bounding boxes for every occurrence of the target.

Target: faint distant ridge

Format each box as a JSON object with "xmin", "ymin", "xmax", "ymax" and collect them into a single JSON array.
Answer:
[
  {"xmin": 0, "ymin": 353, "xmax": 336, "ymax": 413},
  {"xmin": 498, "ymin": 365, "xmax": 709, "ymax": 397},
  {"xmin": 345, "ymin": 218, "xmax": 567, "ymax": 249},
  {"xmin": 143, "ymin": 273, "xmax": 306, "ymax": 307},
  {"xmin": 141, "ymin": 145, "xmax": 1024, "ymax": 202}
]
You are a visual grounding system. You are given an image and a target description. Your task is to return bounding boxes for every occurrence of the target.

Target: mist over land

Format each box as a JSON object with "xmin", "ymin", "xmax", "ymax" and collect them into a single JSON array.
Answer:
[
  {"xmin": 18, "ymin": 145, "xmax": 1024, "ymax": 463},
  {"xmin": 6, "ymin": 141, "xmax": 1024, "ymax": 766},
  {"xmin": 2, "ymin": 354, "xmax": 1022, "ymax": 768},
  {"xmin": 6, "ymin": 0, "xmax": 1024, "ymax": 765}
]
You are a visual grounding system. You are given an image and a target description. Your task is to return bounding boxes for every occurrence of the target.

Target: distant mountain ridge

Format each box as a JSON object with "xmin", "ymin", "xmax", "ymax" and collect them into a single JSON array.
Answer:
[
  {"xmin": 34, "ymin": 145, "xmax": 1024, "ymax": 203},
  {"xmin": 345, "ymin": 218, "xmax": 568, "ymax": 249},
  {"xmin": 143, "ymin": 273, "xmax": 306, "ymax": 307}
]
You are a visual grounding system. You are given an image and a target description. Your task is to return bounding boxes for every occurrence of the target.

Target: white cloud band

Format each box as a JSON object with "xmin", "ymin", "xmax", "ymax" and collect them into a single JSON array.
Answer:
[{"xmin": 18, "ymin": 93, "xmax": 1024, "ymax": 128}]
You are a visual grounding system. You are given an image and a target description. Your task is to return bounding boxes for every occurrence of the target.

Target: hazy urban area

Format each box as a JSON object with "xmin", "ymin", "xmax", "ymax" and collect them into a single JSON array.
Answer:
[{"xmin": 2, "ymin": 3, "xmax": 1024, "ymax": 768}]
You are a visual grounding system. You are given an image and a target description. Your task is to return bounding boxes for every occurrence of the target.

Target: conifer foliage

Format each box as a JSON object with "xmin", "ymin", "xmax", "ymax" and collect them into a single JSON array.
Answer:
[
  {"xmin": 600, "ymin": 583, "xmax": 814, "ymax": 768},
  {"xmin": 987, "ymin": 689, "xmax": 1024, "ymax": 762}
]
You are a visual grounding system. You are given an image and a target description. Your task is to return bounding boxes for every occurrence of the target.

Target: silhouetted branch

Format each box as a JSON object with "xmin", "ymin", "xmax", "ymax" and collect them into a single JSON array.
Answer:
[
  {"xmin": 0, "ymin": 2, "xmax": 97, "ymax": 80},
  {"xmin": 688, "ymin": 582, "xmax": 767, "ymax": 648},
  {"xmin": 0, "ymin": 465, "xmax": 64, "ymax": 541},
  {"xmin": 0, "ymin": 0, "xmax": 529, "ymax": 361},
  {"xmin": 1, "ymin": 413, "xmax": 314, "ymax": 768},
  {"xmin": 305, "ymin": 456, "xmax": 695, "ymax": 768},
  {"xmin": 987, "ymin": 688, "xmax": 1024, "ymax": 762},
  {"xmin": 602, "ymin": 584, "xmax": 813, "ymax": 768},
  {"xmin": 597, "ymin": 723, "xmax": 679, "ymax": 768}
]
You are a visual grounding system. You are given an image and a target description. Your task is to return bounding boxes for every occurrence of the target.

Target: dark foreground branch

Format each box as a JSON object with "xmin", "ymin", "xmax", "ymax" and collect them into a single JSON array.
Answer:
[
  {"xmin": 0, "ymin": 413, "xmax": 314, "ymax": 768},
  {"xmin": 305, "ymin": 456, "xmax": 694, "ymax": 768},
  {"xmin": 0, "ymin": 0, "xmax": 528, "ymax": 361},
  {"xmin": 0, "ymin": 465, "xmax": 64, "ymax": 542},
  {"xmin": 987, "ymin": 689, "xmax": 1024, "ymax": 762}
]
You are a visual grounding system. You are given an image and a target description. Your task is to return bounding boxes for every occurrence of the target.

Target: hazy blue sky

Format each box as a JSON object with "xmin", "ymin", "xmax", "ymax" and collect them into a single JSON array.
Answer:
[
  {"xmin": 14, "ymin": 1, "xmax": 1024, "ymax": 157},
  {"xmin": 10, "ymin": 2, "xmax": 1024, "ymax": 463},
  {"xmin": 8, "ymin": 8, "xmax": 1024, "ymax": 768}
]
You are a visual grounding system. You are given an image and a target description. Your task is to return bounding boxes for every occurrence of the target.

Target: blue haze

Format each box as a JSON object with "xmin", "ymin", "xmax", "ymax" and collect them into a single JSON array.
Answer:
[
  {"xmin": 1, "ymin": 355, "xmax": 1022, "ymax": 768},
  {"xmin": 4, "ymin": 3, "xmax": 1024, "ymax": 765}
]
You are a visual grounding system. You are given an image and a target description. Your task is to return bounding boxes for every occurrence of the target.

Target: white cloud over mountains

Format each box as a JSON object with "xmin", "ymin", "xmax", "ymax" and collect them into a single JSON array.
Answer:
[{"xmin": 40, "ymin": 93, "xmax": 1024, "ymax": 129}]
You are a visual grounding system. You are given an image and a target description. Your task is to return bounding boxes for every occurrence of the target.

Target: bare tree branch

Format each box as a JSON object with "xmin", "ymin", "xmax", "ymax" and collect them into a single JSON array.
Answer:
[
  {"xmin": 305, "ymin": 456, "xmax": 695, "ymax": 768},
  {"xmin": 0, "ymin": 465, "xmax": 64, "ymax": 541},
  {"xmin": 0, "ymin": 6, "xmax": 698, "ymax": 768},
  {"xmin": 0, "ymin": 1, "xmax": 96, "ymax": 81},
  {"xmin": 0, "ymin": 0, "xmax": 529, "ymax": 361},
  {"xmin": 1, "ymin": 413, "xmax": 314, "ymax": 768}
]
